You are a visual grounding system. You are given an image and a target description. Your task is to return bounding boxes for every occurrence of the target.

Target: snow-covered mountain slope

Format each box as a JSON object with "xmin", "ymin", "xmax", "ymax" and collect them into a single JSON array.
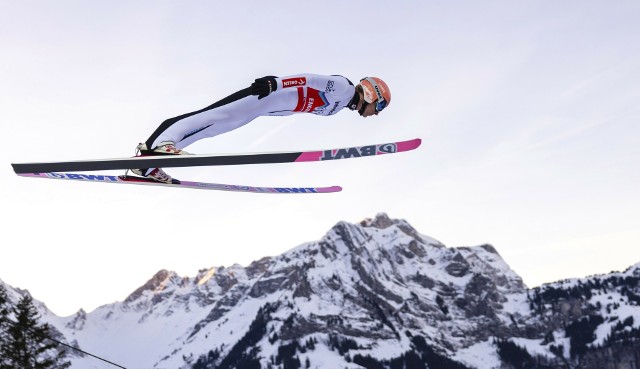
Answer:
[{"xmin": 2, "ymin": 213, "xmax": 639, "ymax": 369}]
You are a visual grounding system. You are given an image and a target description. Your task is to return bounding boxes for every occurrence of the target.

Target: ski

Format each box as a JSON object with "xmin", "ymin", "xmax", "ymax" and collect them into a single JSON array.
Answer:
[
  {"xmin": 11, "ymin": 138, "xmax": 421, "ymax": 174},
  {"xmin": 17, "ymin": 172, "xmax": 342, "ymax": 193}
]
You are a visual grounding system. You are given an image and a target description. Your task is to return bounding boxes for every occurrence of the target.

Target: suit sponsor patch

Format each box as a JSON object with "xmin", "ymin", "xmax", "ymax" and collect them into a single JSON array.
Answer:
[{"xmin": 282, "ymin": 77, "xmax": 307, "ymax": 88}]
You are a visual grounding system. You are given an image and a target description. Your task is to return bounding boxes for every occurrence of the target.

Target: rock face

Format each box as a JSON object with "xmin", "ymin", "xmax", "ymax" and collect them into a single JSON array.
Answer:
[{"xmin": 2, "ymin": 213, "xmax": 639, "ymax": 369}]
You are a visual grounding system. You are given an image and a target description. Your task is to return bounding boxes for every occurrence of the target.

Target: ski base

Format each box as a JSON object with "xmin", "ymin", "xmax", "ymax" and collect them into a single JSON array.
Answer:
[{"xmin": 18, "ymin": 172, "xmax": 342, "ymax": 194}]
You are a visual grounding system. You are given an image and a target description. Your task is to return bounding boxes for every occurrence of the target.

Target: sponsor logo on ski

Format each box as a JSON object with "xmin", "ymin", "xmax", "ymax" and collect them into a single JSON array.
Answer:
[
  {"xmin": 320, "ymin": 143, "xmax": 397, "ymax": 160},
  {"xmin": 197, "ymin": 183, "xmax": 242, "ymax": 189},
  {"xmin": 195, "ymin": 182, "xmax": 317, "ymax": 193},
  {"xmin": 378, "ymin": 143, "xmax": 398, "ymax": 154},
  {"xmin": 194, "ymin": 183, "xmax": 317, "ymax": 193},
  {"xmin": 46, "ymin": 172, "xmax": 118, "ymax": 181},
  {"xmin": 282, "ymin": 78, "xmax": 306, "ymax": 88},
  {"xmin": 196, "ymin": 183, "xmax": 264, "ymax": 192}
]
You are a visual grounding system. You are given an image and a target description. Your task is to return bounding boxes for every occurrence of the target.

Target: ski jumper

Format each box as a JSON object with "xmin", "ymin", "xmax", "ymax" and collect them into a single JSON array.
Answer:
[{"xmin": 144, "ymin": 74, "xmax": 356, "ymax": 150}]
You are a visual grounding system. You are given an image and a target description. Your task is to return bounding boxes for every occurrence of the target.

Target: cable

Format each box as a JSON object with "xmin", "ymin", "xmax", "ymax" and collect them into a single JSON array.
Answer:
[{"xmin": 1, "ymin": 317, "xmax": 127, "ymax": 369}]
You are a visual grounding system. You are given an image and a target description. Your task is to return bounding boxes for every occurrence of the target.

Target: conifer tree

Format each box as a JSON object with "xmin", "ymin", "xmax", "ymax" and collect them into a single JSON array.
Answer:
[
  {"xmin": 0, "ymin": 284, "xmax": 12, "ymax": 369},
  {"xmin": 4, "ymin": 294, "xmax": 70, "ymax": 369}
]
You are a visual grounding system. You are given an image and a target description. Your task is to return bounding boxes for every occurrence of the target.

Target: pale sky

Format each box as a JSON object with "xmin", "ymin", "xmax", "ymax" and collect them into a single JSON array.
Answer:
[{"xmin": 2, "ymin": 1, "xmax": 639, "ymax": 316}]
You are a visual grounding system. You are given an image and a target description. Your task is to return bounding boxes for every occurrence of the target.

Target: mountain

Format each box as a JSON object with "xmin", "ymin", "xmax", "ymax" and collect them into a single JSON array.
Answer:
[{"xmin": 2, "ymin": 213, "xmax": 639, "ymax": 369}]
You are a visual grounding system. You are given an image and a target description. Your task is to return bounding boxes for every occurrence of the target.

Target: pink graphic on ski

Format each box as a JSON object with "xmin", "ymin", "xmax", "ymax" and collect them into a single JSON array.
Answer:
[{"xmin": 295, "ymin": 138, "xmax": 421, "ymax": 162}]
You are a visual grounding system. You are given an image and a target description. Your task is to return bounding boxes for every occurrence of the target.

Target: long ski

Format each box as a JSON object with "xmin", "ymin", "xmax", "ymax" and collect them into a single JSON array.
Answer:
[
  {"xmin": 17, "ymin": 172, "xmax": 342, "ymax": 193},
  {"xmin": 11, "ymin": 138, "xmax": 421, "ymax": 174}
]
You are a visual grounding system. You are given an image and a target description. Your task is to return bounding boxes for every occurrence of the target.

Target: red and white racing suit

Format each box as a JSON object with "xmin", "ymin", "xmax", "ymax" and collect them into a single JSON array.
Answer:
[{"xmin": 144, "ymin": 74, "xmax": 356, "ymax": 150}]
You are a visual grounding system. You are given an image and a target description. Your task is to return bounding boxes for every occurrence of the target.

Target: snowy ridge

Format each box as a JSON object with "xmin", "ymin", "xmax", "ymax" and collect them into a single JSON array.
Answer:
[{"xmin": 2, "ymin": 213, "xmax": 639, "ymax": 369}]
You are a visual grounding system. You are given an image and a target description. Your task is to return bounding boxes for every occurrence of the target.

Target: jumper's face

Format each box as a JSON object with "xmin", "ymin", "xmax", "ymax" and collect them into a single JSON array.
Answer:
[{"xmin": 359, "ymin": 101, "xmax": 379, "ymax": 117}]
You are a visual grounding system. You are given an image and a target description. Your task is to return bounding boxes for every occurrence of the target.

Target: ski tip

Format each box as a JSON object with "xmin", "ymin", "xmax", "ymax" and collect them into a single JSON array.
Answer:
[
  {"xmin": 398, "ymin": 138, "xmax": 422, "ymax": 152},
  {"xmin": 319, "ymin": 186, "xmax": 343, "ymax": 193}
]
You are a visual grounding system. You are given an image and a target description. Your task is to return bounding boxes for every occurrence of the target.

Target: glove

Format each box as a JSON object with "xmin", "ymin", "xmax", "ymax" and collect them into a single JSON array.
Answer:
[{"xmin": 250, "ymin": 76, "xmax": 278, "ymax": 99}]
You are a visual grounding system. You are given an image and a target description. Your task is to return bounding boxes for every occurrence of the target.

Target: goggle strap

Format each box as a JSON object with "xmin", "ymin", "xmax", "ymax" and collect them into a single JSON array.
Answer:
[{"xmin": 363, "ymin": 77, "xmax": 385, "ymax": 104}]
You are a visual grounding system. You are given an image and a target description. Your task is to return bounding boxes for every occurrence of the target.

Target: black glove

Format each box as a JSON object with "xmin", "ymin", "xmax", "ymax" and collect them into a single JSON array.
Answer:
[{"xmin": 250, "ymin": 76, "xmax": 278, "ymax": 99}]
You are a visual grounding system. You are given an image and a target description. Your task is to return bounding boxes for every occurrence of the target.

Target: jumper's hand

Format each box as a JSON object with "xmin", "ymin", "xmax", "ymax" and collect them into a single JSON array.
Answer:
[{"xmin": 250, "ymin": 76, "xmax": 278, "ymax": 99}]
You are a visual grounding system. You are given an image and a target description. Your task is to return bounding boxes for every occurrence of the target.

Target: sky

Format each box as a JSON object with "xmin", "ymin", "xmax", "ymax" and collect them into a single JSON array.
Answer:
[{"xmin": 1, "ymin": 0, "xmax": 639, "ymax": 317}]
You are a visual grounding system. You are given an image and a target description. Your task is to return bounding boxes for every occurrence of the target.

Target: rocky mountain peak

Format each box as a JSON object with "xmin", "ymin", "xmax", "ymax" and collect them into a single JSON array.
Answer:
[
  {"xmin": 3, "ymin": 215, "xmax": 638, "ymax": 369},
  {"xmin": 124, "ymin": 269, "xmax": 182, "ymax": 304}
]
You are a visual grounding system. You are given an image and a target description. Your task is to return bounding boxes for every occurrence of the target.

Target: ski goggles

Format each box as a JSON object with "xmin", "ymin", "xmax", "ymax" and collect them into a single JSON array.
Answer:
[
  {"xmin": 362, "ymin": 77, "xmax": 388, "ymax": 112},
  {"xmin": 375, "ymin": 99, "xmax": 388, "ymax": 112}
]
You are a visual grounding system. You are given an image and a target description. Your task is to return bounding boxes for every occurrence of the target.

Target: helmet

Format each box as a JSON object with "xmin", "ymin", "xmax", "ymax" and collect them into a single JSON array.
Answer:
[{"xmin": 359, "ymin": 77, "xmax": 391, "ymax": 112}]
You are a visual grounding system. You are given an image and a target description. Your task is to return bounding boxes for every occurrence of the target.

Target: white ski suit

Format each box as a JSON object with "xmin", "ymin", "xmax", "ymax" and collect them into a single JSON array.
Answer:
[{"xmin": 144, "ymin": 74, "xmax": 356, "ymax": 150}]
